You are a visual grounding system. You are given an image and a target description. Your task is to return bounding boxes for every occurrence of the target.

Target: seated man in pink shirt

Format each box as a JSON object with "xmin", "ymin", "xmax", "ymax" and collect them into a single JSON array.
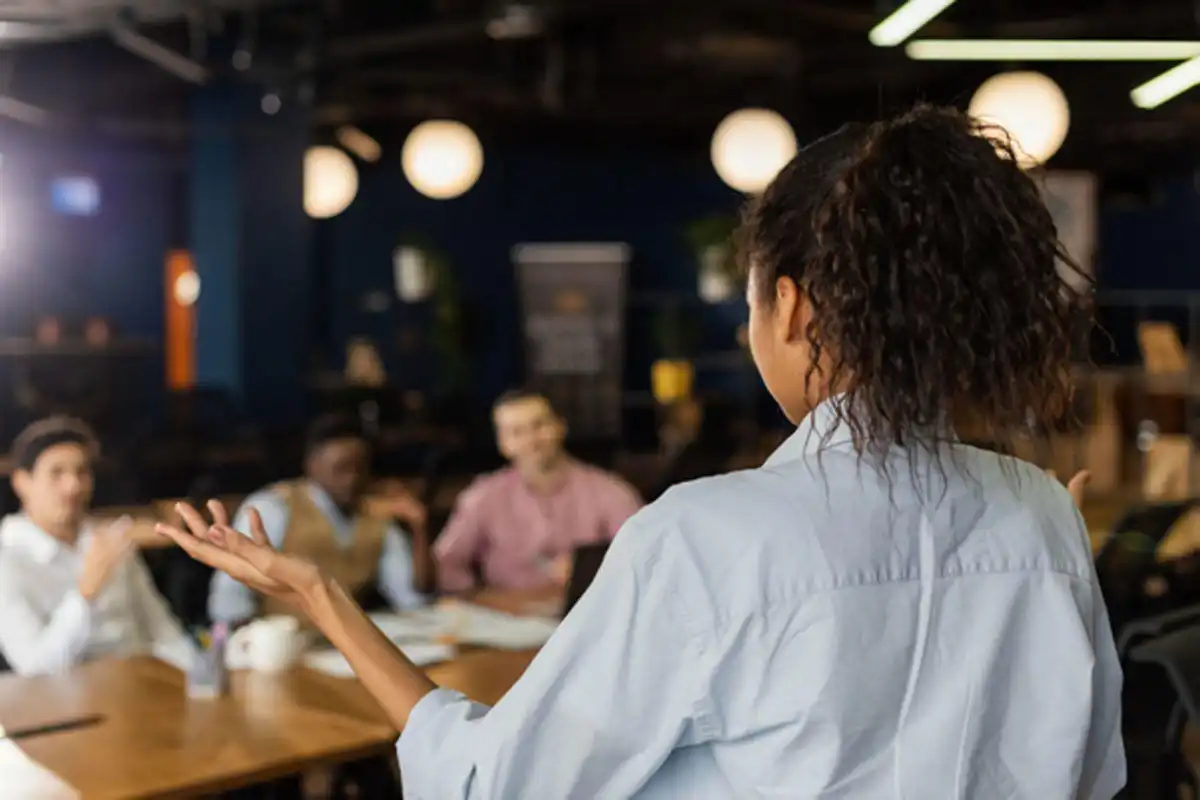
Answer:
[{"xmin": 435, "ymin": 390, "xmax": 642, "ymax": 594}]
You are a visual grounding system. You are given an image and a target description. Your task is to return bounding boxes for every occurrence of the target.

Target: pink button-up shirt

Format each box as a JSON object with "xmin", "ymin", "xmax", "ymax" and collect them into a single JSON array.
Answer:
[{"xmin": 434, "ymin": 461, "xmax": 643, "ymax": 592}]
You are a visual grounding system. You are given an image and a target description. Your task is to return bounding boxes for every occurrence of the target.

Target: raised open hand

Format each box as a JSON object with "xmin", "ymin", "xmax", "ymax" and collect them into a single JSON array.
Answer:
[
  {"xmin": 155, "ymin": 500, "xmax": 324, "ymax": 613},
  {"xmin": 78, "ymin": 516, "xmax": 136, "ymax": 601}
]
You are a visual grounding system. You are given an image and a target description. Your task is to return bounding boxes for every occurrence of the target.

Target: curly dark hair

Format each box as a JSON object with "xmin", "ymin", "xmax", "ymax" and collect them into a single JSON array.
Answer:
[{"xmin": 737, "ymin": 103, "xmax": 1092, "ymax": 468}]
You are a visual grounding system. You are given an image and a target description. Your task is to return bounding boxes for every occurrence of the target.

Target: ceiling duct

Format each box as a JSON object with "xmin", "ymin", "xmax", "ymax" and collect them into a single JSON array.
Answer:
[{"xmin": 110, "ymin": 15, "xmax": 207, "ymax": 84}]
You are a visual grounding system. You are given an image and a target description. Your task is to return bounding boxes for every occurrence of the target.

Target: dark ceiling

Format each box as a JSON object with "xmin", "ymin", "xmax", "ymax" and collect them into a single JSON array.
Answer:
[{"xmin": 5, "ymin": 0, "xmax": 1200, "ymax": 171}]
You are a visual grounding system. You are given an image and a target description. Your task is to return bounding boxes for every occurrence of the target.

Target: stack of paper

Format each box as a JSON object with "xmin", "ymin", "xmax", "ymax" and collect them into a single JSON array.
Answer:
[
  {"xmin": 369, "ymin": 605, "xmax": 558, "ymax": 650},
  {"xmin": 305, "ymin": 642, "xmax": 456, "ymax": 678},
  {"xmin": 442, "ymin": 604, "xmax": 559, "ymax": 649}
]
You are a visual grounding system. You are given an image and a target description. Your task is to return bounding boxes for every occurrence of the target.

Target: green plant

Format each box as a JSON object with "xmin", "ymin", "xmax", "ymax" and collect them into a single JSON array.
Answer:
[
  {"xmin": 397, "ymin": 234, "xmax": 469, "ymax": 394},
  {"xmin": 683, "ymin": 214, "xmax": 739, "ymax": 283}
]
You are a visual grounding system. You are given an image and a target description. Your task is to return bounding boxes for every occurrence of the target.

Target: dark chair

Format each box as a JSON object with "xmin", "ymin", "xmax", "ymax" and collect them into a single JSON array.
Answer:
[
  {"xmin": 1094, "ymin": 499, "xmax": 1199, "ymax": 633},
  {"xmin": 1130, "ymin": 622, "xmax": 1200, "ymax": 799},
  {"xmin": 648, "ymin": 436, "xmax": 739, "ymax": 502},
  {"xmin": 1118, "ymin": 603, "xmax": 1200, "ymax": 660}
]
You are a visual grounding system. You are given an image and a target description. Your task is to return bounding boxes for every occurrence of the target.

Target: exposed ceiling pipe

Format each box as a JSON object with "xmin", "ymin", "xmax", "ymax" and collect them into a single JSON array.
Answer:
[
  {"xmin": 0, "ymin": 95, "xmax": 49, "ymax": 126},
  {"xmin": 325, "ymin": 0, "xmax": 648, "ymax": 61},
  {"xmin": 110, "ymin": 18, "xmax": 208, "ymax": 84}
]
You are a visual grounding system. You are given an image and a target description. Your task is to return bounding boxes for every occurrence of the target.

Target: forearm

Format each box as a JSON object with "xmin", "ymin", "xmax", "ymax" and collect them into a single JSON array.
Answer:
[
  {"xmin": 1, "ymin": 591, "xmax": 93, "ymax": 675},
  {"xmin": 304, "ymin": 577, "xmax": 438, "ymax": 729}
]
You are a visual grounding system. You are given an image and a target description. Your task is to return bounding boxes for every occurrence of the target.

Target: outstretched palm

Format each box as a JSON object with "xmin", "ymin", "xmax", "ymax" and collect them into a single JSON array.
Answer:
[{"xmin": 156, "ymin": 500, "xmax": 323, "ymax": 611}]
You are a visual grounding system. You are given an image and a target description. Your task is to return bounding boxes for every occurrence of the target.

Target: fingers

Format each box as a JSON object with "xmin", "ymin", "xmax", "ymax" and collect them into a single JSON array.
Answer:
[
  {"xmin": 247, "ymin": 508, "xmax": 271, "ymax": 547},
  {"xmin": 155, "ymin": 522, "xmax": 246, "ymax": 573},
  {"xmin": 175, "ymin": 503, "xmax": 211, "ymax": 539},
  {"xmin": 212, "ymin": 523, "xmax": 279, "ymax": 577},
  {"xmin": 156, "ymin": 522, "xmax": 215, "ymax": 558},
  {"xmin": 207, "ymin": 499, "xmax": 230, "ymax": 528}
]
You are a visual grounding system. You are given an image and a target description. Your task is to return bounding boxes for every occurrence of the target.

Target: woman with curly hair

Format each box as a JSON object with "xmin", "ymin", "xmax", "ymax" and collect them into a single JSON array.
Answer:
[{"xmin": 160, "ymin": 104, "xmax": 1123, "ymax": 799}]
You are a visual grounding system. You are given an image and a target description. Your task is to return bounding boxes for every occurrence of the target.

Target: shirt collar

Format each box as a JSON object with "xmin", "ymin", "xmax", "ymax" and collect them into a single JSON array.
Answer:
[
  {"xmin": 764, "ymin": 396, "xmax": 855, "ymax": 468},
  {"xmin": 305, "ymin": 481, "xmax": 353, "ymax": 523},
  {"xmin": 514, "ymin": 457, "xmax": 581, "ymax": 496},
  {"xmin": 0, "ymin": 513, "xmax": 93, "ymax": 564},
  {"xmin": 763, "ymin": 394, "xmax": 959, "ymax": 468}
]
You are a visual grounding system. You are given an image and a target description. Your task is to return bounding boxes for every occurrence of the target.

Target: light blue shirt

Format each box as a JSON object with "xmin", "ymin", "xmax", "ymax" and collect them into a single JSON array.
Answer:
[
  {"xmin": 208, "ymin": 483, "xmax": 427, "ymax": 622},
  {"xmin": 396, "ymin": 398, "xmax": 1125, "ymax": 799}
]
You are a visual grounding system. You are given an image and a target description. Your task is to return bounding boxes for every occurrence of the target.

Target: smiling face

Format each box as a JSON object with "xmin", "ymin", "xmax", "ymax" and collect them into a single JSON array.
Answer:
[{"xmin": 494, "ymin": 395, "xmax": 566, "ymax": 475}]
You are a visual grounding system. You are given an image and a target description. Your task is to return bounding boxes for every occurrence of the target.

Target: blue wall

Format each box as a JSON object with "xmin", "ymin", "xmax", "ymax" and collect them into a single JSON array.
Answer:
[
  {"xmin": 0, "ymin": 128, "xmax": 175, "ymax": 338},
  {"xmin": 1097, "ymin": 176, "xmax": 1199, "ymax": 291},
  {"xmin": 6, "ymin": 118, "xmax": 1200, "ymax": 419},
  {"xmin": 325, "ymin": 148, "xmax": 746, "ymax": 404}
]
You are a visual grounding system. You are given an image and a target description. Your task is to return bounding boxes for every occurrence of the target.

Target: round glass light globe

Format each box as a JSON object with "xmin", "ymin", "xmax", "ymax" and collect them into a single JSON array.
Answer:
[
  {"xmin": 402, "ymin": 120, "xmax": 484, "ymax": 200},
  {"xmin": 968, "ymin": 71, "xmax": 1070, "ymax": 169},
  {"xmin": 710, "ymin": 108, "xmax": 798, "ymax": 194},
  {"xmin": 304, "ymin": 146, "xmax": 359, "ymax": 219}
]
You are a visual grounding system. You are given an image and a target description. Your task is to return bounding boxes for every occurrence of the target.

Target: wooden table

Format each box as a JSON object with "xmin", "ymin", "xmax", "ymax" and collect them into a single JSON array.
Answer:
[{"xmin": 0, "ymin": 648, "xmax": 538, "ymax": 799}]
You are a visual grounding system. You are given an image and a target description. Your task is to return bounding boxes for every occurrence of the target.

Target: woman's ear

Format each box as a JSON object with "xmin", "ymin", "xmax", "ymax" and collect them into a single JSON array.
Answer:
[{"xmin": 773, "ymin": 276, "xmax": 811, "ymax": 343}]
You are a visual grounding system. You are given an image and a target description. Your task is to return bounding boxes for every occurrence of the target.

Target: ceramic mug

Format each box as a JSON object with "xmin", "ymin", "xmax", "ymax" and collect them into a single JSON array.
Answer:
[{"xmin": 227, "ymin": 615, "xmax": 305, "ymax": 672}]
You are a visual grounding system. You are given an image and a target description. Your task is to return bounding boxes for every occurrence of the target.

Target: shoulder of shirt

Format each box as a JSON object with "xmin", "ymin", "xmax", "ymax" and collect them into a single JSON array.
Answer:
[
  {"xmin": 239, "ymin": 486, "xmax": 289, "ymax": 513},
  {"xmin": 456, "ymin": 468, "xmax": 518, "ymax": 504},
  {"xmin": 0, "ymin": 515, "xmax": 40, "ymax": 574},
  {"xmin": 614, "ymin": 446, "xmax": 1089, "ymax": 596},
  {"xmin": 0, "ymin": 513, "xmax": 36, "ymax": 551},
  {"xmin": 573, "ymin": 462, "xmax": 639, "ymax": 496}
]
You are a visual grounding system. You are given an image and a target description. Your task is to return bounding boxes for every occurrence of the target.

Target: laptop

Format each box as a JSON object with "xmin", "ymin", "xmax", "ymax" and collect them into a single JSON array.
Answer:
[{"xmin": 562, "ymin": 542, "xmax": 610, "ymax": 616}]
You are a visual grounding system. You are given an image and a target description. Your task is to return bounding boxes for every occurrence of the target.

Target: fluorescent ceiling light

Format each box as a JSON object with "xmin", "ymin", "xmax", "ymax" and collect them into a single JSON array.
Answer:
[
  {"xmin": 907, "ymin": 39, "xmax": 1200, "ymax": 61},
  {"xmin": 869, "ymin": 0, "xmax": 956, "ymax": 47},
  {"xmin": 1131, "ymin": 55, "xmax": 1200, "ymax": 109}
]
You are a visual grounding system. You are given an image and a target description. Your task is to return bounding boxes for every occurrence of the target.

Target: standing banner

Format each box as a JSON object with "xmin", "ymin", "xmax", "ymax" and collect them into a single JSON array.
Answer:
[
  {"xmin": 1041, "ymin": 171, "xmax": 1097, "ymax": 291},
  {"xmin": 513, "ymin": 243, "xmax": 630, "ymax": 438}
]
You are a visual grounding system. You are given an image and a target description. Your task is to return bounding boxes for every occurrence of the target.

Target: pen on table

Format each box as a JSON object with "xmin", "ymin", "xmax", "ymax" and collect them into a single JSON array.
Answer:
[{"xmin": 0, "ymin": 714, "xmax": 105, "ymax": 741}]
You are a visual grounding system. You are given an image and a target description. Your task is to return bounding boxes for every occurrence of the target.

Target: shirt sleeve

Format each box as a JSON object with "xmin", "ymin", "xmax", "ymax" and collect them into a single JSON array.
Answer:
[
  {"xmin": 377, "ymin": 524, "xmax": 429, "ymax": 611},
  {"xmin": 1077, "ymin": 577, "xmax": 1127, "ymax": 799},
  {"xmin": 0, "ymin": 556, "xmax": 94, "ymax": 675},
  {"xmin": 126, "ymin": 553, "xmax": 197, "ymax": 670},
  {"xmin": 207, "ymin": 492, "xmax": 290, "ymax": 623},
  {"xmin": 397, "ymin": 517, "xmax": 715, "ymax": 799},
  {"xmin": 434, "ymin": 484, "xmax": 489, "ymax": 593}
]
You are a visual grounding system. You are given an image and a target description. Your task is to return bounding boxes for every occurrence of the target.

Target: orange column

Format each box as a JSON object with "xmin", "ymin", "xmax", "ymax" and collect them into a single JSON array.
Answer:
[{"xmin": 165, "ymin": 250, "xmax": 196, "ymax": 389}]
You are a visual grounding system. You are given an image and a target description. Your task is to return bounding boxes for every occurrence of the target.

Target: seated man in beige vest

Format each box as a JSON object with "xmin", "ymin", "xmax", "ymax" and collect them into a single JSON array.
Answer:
[{"xmin": 208, "ymin": 414, "xmax": 428, "ymax": 623}]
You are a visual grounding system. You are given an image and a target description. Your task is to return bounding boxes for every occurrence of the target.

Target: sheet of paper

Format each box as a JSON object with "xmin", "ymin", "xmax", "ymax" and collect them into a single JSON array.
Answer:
[
  {"xmin": 0, "ymin": 738, "xmax": 80, "ymax": 798},
  {"xmin": 367, "ymin": 610, "xmax": 445, "ymax": 642},
  {"xmin": 368, "ymin": 605, "xmax": 559, "ymax": 650},
  {"xmin": 304, "ymin": 642, "xmax": 456, "ymax": 678},
  {"xmin": 443, "ymin": 604, "xmax": 559, "ymax": 650}
]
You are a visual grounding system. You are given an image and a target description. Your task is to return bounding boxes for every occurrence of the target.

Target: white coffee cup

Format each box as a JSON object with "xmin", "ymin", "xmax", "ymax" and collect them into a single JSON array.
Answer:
[{"xmin": 226, "ymin": 615, "xmax": 305, "ymax": 672}]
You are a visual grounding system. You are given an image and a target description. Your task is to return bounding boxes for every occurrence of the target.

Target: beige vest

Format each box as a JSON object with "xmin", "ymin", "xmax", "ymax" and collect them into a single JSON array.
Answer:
[{"xmin": 260, "ymin": 481, "xmax": 388, "ymax": 618}]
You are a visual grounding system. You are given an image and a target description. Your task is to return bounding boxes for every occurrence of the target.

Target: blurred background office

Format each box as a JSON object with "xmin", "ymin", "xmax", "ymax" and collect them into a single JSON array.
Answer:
[{"xmin": 3, "ymin": 0, "xmax": 1200, "ymax": 797}]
